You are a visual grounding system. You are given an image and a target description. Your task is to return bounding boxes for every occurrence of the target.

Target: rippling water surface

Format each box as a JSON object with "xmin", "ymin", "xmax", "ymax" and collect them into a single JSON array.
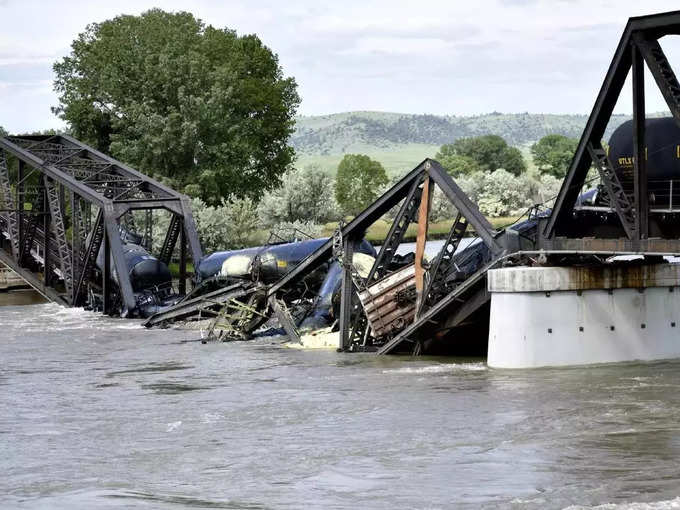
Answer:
[{"xmin": 2, "ymin": 302, "xmax": 680, "ymax": 509}]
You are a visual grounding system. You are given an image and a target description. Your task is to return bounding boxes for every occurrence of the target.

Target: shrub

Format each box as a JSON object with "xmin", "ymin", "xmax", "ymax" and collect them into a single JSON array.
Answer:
[
  {"xmin": 258, "ymin": 164, "xmax": 340, "ymax": 227},
  {"xmin": 476, "ymin": 169, "xmax": 537, "ymax": 217},
  {"xmin": 152, "ymin": 197, "xmax": 260, "ymax": 255}
]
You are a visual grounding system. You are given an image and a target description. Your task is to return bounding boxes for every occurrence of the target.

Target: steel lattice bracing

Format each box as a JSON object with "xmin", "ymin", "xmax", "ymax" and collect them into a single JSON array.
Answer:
[
  {"xmin": 44, "ymin": 177, "xmax": 73, "ymax": 298},
  {"xmin": 0, "ymin": 150, "xmax": 19, "ymax": 260},
  {"xmin": 0, "ymin": 134, "xmax": 202, "ymax": 316},
  {"xmin": 417, "ymin": 211, "xmax": 468, "ymax": 315},
  {"xmin": 587, "ymin": 142, "xmax": 636, "ymax": 239}
]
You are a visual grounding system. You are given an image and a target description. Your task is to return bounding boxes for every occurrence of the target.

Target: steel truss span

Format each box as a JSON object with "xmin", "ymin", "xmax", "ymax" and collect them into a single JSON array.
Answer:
[
  {"xmin": 543, "ymin": 10, "xmax": 680, "ymax": 246},
  {"xmin": 0, "ymin": 134, "xmax": 202, "ymax": 317}
]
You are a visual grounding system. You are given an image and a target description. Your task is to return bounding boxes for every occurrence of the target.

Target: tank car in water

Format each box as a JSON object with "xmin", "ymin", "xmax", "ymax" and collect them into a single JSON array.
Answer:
[
  {"xmin": 90, "ymin": 228, "xmax": 177, "ymax": 317},
  {"xmin": 194, "ymin": 237, "xmax": 377, "ymax": 331}
]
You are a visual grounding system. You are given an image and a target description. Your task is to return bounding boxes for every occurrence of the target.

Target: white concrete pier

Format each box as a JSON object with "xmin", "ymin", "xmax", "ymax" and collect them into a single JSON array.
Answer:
[
  {"xmin": 0, "ymin": 263, "xmax": 26, "ymax": 290},
  {"xmin": 487, "ymin": 264, "xmax": 680, "ymax": 368}
]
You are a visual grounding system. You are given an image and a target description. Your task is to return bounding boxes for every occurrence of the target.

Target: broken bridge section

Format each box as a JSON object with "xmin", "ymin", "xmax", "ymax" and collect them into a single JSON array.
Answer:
[
  {"xmin": 0, "ymin": 134, "xmax": 202, "ymax": 316},
  {"xmin": 267, "ymin": 158, "xmax": 521, "ymax": 355}
]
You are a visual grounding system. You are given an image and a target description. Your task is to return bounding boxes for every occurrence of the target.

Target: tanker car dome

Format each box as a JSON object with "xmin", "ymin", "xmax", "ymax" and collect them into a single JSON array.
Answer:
[{"xmin": 608, "ymin": 116, "xmax": 680, "ymax": 181}]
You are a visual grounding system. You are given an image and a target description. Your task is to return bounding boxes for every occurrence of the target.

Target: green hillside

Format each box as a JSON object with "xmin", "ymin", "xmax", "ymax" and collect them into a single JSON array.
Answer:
[{"xmin": 292, "ymin": 111, "xmax": 637, "ymax": 176}]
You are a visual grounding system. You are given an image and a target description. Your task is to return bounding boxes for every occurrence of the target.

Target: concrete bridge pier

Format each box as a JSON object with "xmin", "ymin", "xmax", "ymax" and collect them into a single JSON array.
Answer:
[{"xmin": 487, "ymin": 263, "xmax": 680, "ymax": 368}]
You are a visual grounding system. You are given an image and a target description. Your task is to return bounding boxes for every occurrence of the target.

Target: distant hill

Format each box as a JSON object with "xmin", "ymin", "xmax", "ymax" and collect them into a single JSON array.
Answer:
[
  {"xmin": 291, "ymin": 111, "xmax": 639, "ymax": 176},
  {"xmin": 292, "ymin": 111, "xmax": 637, "ymax": 154}
]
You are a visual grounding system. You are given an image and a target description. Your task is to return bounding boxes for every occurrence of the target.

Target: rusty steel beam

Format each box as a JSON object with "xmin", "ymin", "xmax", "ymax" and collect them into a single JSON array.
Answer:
[{"xmin": 414, "ymin": 176, "xmax": 432, "ymax": 312}]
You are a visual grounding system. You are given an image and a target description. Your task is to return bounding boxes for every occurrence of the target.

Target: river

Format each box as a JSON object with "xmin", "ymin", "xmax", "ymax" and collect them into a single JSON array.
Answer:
[{"xmin": 2, "ymin": 302, "xmax": 680, "ymax": 509}]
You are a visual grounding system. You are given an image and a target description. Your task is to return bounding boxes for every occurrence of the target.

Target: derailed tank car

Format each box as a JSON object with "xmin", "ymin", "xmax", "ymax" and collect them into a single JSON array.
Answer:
[
  {"xmin": 195, "ymin": 237, "xmax": 377, "ymax": 330},
  {"xmin": 89, "ymin": 228, "xmax": 177, "ymax": 317},
  {"xmin": 145, "ymin": 237, "xmax": 377, "ymax": 333}
]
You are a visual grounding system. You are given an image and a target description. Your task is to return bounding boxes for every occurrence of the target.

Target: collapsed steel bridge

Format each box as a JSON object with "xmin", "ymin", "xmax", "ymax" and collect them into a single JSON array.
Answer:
[
  {"xmin": 144, "ymin": 10, "xmax": 680, "ymax": 354},
  {"xmin": 244, "ymin": 10, "xmax": 680, "ymax": 354},
  {"xmin": 264, "ymin": 158, "xmax": 513, "ymax": 354},
  {"xmin": 7, "ymin": 10, "xmax": 680, "ymax": 356},
  {"xmin": 0, "ymin": 134, "xmax": 202, "ymax": 316}
]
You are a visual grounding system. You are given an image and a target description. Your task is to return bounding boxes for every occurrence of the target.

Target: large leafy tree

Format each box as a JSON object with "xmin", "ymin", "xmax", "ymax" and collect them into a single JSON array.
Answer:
[
  {"xmin": 53, "ymin": 9, "xmax": 300, "ymax": 205},
  {"xmin": 335, "ymin": 154, "xmax": 389, "ymax": 215},
  {"xmin": 531, "ymin": 134, "xmax": 578, "ymax": 178},
  {"xmin": 434, "ymin": 144, "xmax": 481, "ymax": 177},
  {"xmin": 0, "ymin": 126, "xmax": 7, "ymax": 137},
  {"xmin": 440, "ymin": 135, "xmax": 526, "ymax": 176}
]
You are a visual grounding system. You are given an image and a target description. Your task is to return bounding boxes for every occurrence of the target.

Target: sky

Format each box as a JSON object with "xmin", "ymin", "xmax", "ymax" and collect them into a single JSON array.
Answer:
[{"xmin": 1, "ymin": 0, "xmax": 680, "ymax": 133}]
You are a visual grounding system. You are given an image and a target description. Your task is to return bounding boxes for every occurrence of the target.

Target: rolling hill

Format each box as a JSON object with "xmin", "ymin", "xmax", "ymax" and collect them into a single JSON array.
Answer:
[{"xmin": 291, "ymin": 111, "xmax": 635, "ymax": 176}]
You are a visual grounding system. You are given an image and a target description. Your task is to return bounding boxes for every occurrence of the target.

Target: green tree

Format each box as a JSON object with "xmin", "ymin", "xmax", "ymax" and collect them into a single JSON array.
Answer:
[
  {"xmin": 0, "ymin": 126, "xmax": 7, "ymax": 137},
  {"xmin": 53, "ymin": 8, "xmax": 300, "ymax": 205},
  {"xmin": 445, "ymin": 135, "xmax": 526, "ymax": 176},
  {"xmin": 434, "ymin": 144, "xmax": 481, "ymax": 176},
  {"xmin": 335, "ymin": 154, "xmax": 389, "ymax": 215},
  {"xmin": 531, "ymin": 134, "xmax": 578, "ymax": 178}
]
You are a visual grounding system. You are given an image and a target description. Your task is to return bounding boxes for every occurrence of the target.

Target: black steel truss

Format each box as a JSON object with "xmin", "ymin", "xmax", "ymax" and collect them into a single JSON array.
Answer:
[
  {"xmin": 0, "ymin": 150, "xmax": 19, "ymax": 260},
  {"xmin": 267, "ymin": 158, "xmax": 505, "ymax": 352},
  {"xmin": 0, "ymin": 134, "xmax": 203, "ymax": 316},
  {"xmin": 544, "ymin": 10, "xmax": 680, "ymax": 243}
]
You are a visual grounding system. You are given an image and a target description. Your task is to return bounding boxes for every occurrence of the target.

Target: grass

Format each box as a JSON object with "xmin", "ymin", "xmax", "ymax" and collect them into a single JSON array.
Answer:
[
  {"xmin": 296, "ymin": 143, "xmax": 440, "ymax": 178},
  {"xmin": 168, "ymin": 261, "xmax": 195, "ymax": 277},
  {"xmin": 320, "ymin": 214, "xmax": 524, "ymax": 244}
]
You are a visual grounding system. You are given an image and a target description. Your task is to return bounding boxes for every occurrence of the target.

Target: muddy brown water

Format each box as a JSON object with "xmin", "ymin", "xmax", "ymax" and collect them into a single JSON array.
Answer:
[{"xmin": 2, "ymin": 301, "xmax": 680, "ymax": 509}]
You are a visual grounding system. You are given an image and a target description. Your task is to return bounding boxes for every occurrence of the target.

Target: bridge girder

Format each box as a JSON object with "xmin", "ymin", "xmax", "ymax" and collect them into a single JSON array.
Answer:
[{"xmin": 0, "ymin": 134, "xmax": 202, "ymax": 316}]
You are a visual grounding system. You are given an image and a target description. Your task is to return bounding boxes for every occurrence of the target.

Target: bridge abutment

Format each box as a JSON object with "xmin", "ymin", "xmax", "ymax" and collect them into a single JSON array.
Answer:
[{"xmin": 487, "ymin": 264, "xmax": 680, "ymax": 368}]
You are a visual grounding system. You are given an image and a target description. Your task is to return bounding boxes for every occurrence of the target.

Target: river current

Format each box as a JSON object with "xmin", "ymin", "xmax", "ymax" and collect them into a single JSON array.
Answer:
[{"xmin": 3, "ymin": 302, "xmax": 680, "ymax": 509}]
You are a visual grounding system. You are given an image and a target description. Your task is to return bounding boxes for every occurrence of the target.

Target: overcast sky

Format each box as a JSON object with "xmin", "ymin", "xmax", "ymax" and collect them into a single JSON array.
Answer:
[{"xmin": 1, "ymin": 0, "xmax": 680, "ymax": 133}]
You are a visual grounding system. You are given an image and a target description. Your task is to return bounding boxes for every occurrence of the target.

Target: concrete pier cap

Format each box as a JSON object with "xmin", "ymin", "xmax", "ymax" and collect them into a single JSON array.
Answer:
[{"xmin": 487, "ymin": 263, "xmax": 680, "ymax": 369}]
